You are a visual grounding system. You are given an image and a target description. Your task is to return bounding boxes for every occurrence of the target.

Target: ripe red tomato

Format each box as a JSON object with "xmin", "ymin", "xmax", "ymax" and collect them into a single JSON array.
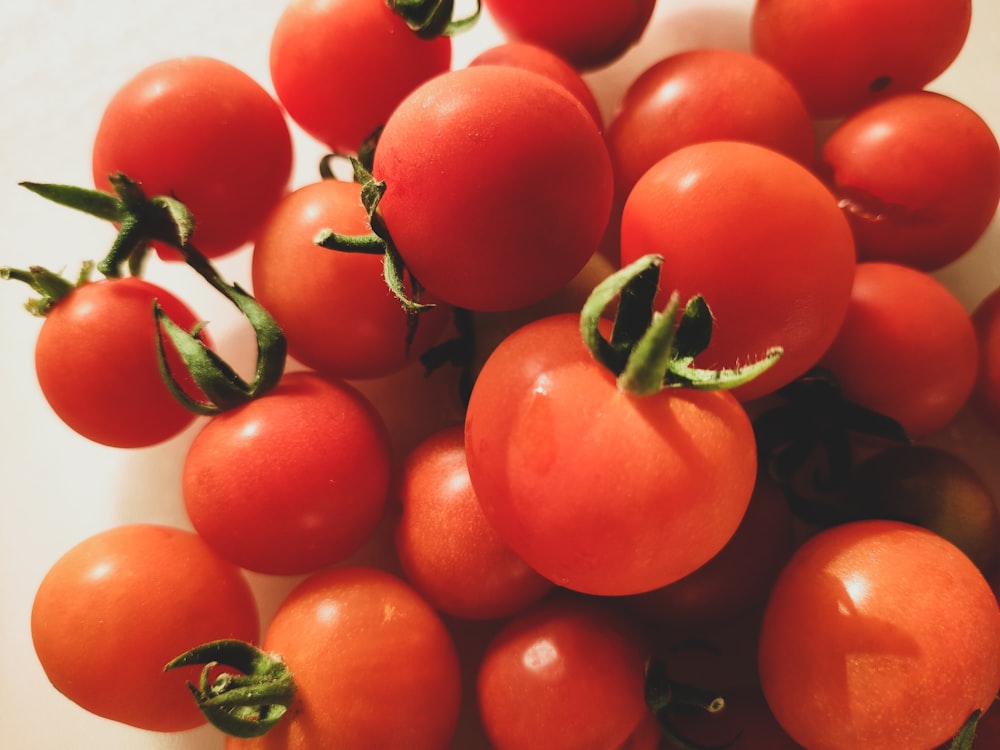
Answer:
[
  {"xmin": 758, "ymin": 519, "xmax": 1000, "ymax": 750},
  {"xmin": 464, "ymin": 313, "xmax": 758, "ymax": 596},
  {"xmin": 972, "ymin": 284, "xmax": 1000, "ymax": 434},
  {"xmin": 819, "ymin": 261, "xmax": 978, "ymax": 438},
  {"xmin": 818, "ymin": 91, "xmax": 1000, "ymax": 271},
  {"xmin": 92, "ymin": 56, "xmax": 292, "ymax": 259},
  {"xmin": 482, "ymin": 0, "xmax": 657, "ymax": 70},
  {"xmin": 619, "ymin": 140, "xmax": 857, "ymax": 402},
  {"xmin": 606, "ymin": 47, "xmax": 815, "ymax": 200},
  {"xmin": 251, "ymin": 179, "xmax": 451, "ymax": 380},
  {"xmin": 751, "ymin": 0, "xmax": 972, "ymax": 118},
  {"xmin": 372, "ymin": 64, "xmax": 613, "ymax": 311},
  {"xmin": 182, "ymin": 370, "xmax": 393, "ymax": 575},
  {"xmin": 269, "ymin": 0, "xmax": 450, "ymax": 154},
  {"xmin": 224, "ymin": 566, "xmax": 462, "ymax": 750},
  {"xmin": 31, "ymin": 524, "xmax": 259, "ymax": 732},
  {"xmin": 476, "ymin": 594, "xmax": 652, "ymax": 750},
  {"xmin": 394, "ymin": 426, "xmax": 553, "ymax": 620},
  {"xmin": 33, "ymin": 275, "xmax": 205, "ymax": 448}
]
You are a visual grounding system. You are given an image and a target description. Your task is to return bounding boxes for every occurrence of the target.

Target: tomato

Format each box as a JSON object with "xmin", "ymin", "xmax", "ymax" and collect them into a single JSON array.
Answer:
[
  {"xmin": 92, "ymin": 56, "xmax": 292, "ymax": 259},
  {"xmin": 251, "ymin": 179, "xmax": 451, "ymax": 380},
  {"xmin": 619, "ymin": 140, "xmax": 857, "ymax": 402},
  {"xmin": 224, "ymin": 566, "xmax": 462, "ymax": 750},
  {"xmin": 758, "ymin": 519, "xmax": 1000, "ymax": 750},
  {"xmin": 468, "ymin": 40, "xmax": 604, "ymax": 130},
  {"xmin": 182, "ymin": 370, "xmax": 393, "ymax": 575},
  {"xmin": 476, "ymin": 593, "xmax": 652, "ymax": 750},
  {"xmin": 464, "ymin": 313, "xmax": 758, "ymax": 596},
  {"xmin": 372, "ymin": 64, "xmax": 614, "ymax": 311},
  {"xmin": 31, "ymin": 524, "xmax": 259, "ymax": 732},
  {"xmin": 818, "ymin": 91, "xmax": 1000, "ymax": 271},
  {"xmin": 269, "ymin": 0, "xmax": 450, "ymax": 154},
  {"xmin": 606, "ymin": 47, "xmax": 815, "ymax": 201},
  {"xmin": 482, "ymin": 0, "xmax": 657, "ymax": 70},
  {"xmin": 970, "ymin": 283, "xmax": 1000, "ymax": 435},
  {"xmin": 751, "ymin": 0, "xmax": 972, "ymax": 118},
  {"xmin": 33, "ymin": 275, "xmax": 205, "ymax": 448},
  {"xmin": 819, "ymin": 261, "xmax": 978, "ymax": 438},
  {"xmin": 394, "ymin": 426, "xmax": 553, "ymax": 620}
]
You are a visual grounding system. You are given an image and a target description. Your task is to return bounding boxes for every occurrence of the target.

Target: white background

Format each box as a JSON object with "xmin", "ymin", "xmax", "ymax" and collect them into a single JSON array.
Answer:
[{"xmin": 0, "ymin": 1, "xmax": 998, "ymax": 748}]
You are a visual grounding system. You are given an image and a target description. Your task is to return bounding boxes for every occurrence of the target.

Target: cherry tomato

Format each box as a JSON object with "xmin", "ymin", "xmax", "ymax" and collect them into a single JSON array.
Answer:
[
  {"xmin": 394, "ymin": 426, "xmax": 553, "ymax": 620},
  {"xmin": 970, "ymin": 283, "xmax": 1000, "ymax": 435},
  {"xmin": 464, "ymin": 313, "xmax": 758, "ymax": 596},
  {"xmin": 619, "ymin": 140, "xmax": 857, "ymax": 402},
  {"xmin": 818, "ymin": 90, "xmax": 1000, "ymax": 271},
  {"xmin": 819, "ymin": 261, "xmax": 978, "ymax": 438},
  {"xmin": 251, "ymin": 179, "xmax": 451, "ymax": 380},
  {"xmin": 92, "ymin": 56, "xmax": 292, "ymax": 259},
  {"xmin": 606, "ymin": 47, "xmax": 815, "ymax": 200},
  {"xmin": 758, "ymin": 519, "xmax": 1000, "ymax": 750},
  {"xmin": 34, "ymin": 275, "xmax": 205, "ymax": 448},
  {"xmin": 182, "ymin": 370, "xmax": 393, "ymax": 575},
  {"xmin": 269, "ymin": 0, "xmax": 450, "ymax": 154},
  {"xmin": 482, "ymin": 0, "xmax": 657, "ymax": 70},
  {"xmin": 31, "ymin": 524, "xmax": 259, "ymax": 732},
  {"xmin": 476, "ymin": 593, "xmax": 652, "ymax": 750},
  {"xmin": 372, "ymin": 64, "xmax": 613, "ymax": 311},
  {"xmin": 224, "ymin": 566, "xmax": 462, "ymax": 750},
  {"xmin": 751, "ymin": 0, "xmax": 972, "ymax": 118}
]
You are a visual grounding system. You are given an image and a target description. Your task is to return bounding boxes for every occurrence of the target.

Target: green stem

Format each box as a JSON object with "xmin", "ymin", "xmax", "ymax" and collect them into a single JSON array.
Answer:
[{"xmin": 387, "ymin": 0, "xmax": 481, "ymax": 38}]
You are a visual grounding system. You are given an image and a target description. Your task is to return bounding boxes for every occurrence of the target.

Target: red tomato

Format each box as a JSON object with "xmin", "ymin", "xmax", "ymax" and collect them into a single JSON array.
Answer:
[
  {"xmin": 972, "ymin": 284, "xmax": 1000, "ymax": 434},
  {"xmin": 468, "ymin": 40, "xmax": 604, "ymax": 130},
  {"xmin": 464, "ymin": 313, "xmax": 758, "ymax": 596},
  {"xmin": 251, "ymin": 179, "xmax": 451, "ymax": 380},
  {"xmin": 606, "ymin": 47, "xmax": 815, "ymax": 200},
  {"xmin": 819, "ymin": 262, "xmax": 978, "ymax": 438},
  {"xmin": 269, "ymin": 0, "xmax": 450, "ymax": 154},
  {"xmin": 619, "ymin": 140, "xmax": 857, "ymax": 402},
  {"xmin": 751, "ymin": 0, "xmax": 972, "ymax": 118},
  {"xmin": 34, "ymin": 275, "xmax": 205, "ymax": 448},
  {"xmin": 31, "ymin": 524, "xmax": 259, "ymax": 732},
  {"xmin": 476, "ymin": 594, "xmax": 652, "ymax": 750},
  {"xmin": 482, "ymin": 0, "xmax": 657, "ymax": 70},
  {"xmin": 92, "ymin": 56, "xmax": 292, "ymax": 259},
  {"xmin": 758, "ymin": 519, "xmax": 1000, "ymax": 750},
  {"xmin": 224, "ymin": 566, "xmax": 462, "ymax": 750},
  {"xmin": 395, "ymin": 426, "xmax": 553, "ymax": 620},
  {"xmin": 818, "ymin": 91, "xmax": 1000, "ymax": 271},
  {"xmin": 372, "ymin": 64, "xmax": 613, "ymax": 311},
  {"xmin": 182, "ymin": 370, "xmax": 393, "ymax": 575}
]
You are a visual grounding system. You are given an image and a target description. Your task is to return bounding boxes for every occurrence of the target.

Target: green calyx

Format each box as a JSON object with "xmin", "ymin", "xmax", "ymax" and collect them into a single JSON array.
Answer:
[
  {"xmin": 0, "ymin": 261, "xmax": 93, "ymax": 316},
  {"xmin": 165, "ymin": 639, "xmax": 296, "ymax": 739},
  {"xmin": 16, "ymin": 175, "xmax": 287, "ymax": 416},
  {"xmin": 387, "ymin": 0, "xmax": 481, "ymax": 39},
  {"xmin": 580, "ymin": 254, "xmax": 781, "ymax": 396}
]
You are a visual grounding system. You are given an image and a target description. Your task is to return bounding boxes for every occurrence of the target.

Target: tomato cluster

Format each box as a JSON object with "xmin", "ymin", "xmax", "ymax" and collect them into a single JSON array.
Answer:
[{"xmin": 5, "ymin": 1, "xmax": 1000, "ymax": 749}]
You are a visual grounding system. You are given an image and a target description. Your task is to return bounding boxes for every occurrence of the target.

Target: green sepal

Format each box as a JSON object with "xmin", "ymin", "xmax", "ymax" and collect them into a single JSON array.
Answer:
[
  {"xmin": 165, "ymin": 639, "xmax": 296, "ymax": 739},
  {"xmin": 947, "ymin": 709, "xmax": 982, "ymax": 750},
  {"xmin": 0, "ymin": 262, "xmax": 93, "ymax": 316},
  {"xmin": 387, "ymin": 0, "xmax": 481, "ymax": 39}
]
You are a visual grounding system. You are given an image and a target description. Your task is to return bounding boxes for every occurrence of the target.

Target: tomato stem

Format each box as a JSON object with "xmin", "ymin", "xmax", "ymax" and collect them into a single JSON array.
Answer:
[
  {"xmin": 0, "ymin": 262, "xmax": 93, "ymax": 316},
  {"xmin": 165, "ymin": 639, "xmax": 296, "ymax": 739},
  {"xmin": 644, "ymin": 658, "xmax": 737, "ymax": 750},
  {"xmin": 387, "ymin": 0, "xmax": 481, "ymax": 39}
]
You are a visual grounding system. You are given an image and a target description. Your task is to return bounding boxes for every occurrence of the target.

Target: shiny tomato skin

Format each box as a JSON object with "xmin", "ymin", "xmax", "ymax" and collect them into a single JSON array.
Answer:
[
  {"xmin": 250, "ymin": 179, "xmax": 451, "ymax": 380},
  {"xmin": 92, "ymin": 56, "xmax": 292, "ymax": 259},
  {"xmin": 269, "ymin": 0, "xmax": 450, "ymax": 154},
  {"xmin": 476, "ymin": 594, "xmax": 651, "ymax": 750},
  {"xmin": 606, "ymin": 47, "xmax": 815, "ymax": 200},
  {"xmin": 372, "ymin": 65, "xmax": 614, "ymax": 312},
  {"xmin": 31, "ymin": 524, "xmax": 259, "ymax": 732},
  {"xmin": 620, "ymin": 140, "xmax": 857, "ymax": 402},
  {"xmin": 34, "ymin": 276, "xmax": 204, "ymax": 448},
  {"xmin": 819, "ymin": 262, "xmax": 978, "ymax": 438},
  {"xmin": 224, "ymin": 566, "xmax": 462, "ymax": 750},
  {"xmin": 464, "ymin": 313, "xmax": 758, "ymax": 596},
  {"xmin": 394, "ymin": 426, "xmax": 554, "ymax": 620},
  {"xmin": 182, "ymin": 370, "xmax": 393, "ymax": 575},
  {"xmin": 759, "ymin": 520, "xmax": 1000, "ymax": 750},
  {"xmin": 819, "ymin": 91, "xmax": 1000, "ymax": 271},
  {"xmin": 751, "ymin": 0, "xmax": 972, "ymax": 118}
]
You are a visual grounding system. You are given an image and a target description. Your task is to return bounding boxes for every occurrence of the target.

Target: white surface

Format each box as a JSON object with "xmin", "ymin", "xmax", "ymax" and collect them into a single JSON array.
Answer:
[{"xmin": 0, "ymin": 1, "xmax": 997, "ymax": 748}]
